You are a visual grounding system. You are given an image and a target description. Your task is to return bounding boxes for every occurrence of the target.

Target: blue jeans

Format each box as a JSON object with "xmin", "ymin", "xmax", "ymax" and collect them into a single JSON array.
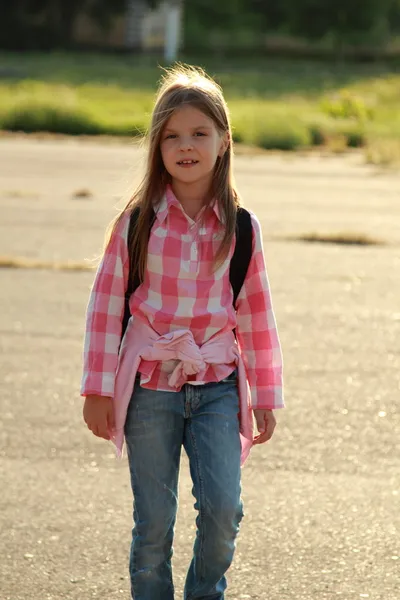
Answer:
[{"xmin": 124, "ymin": 370, "xmax": 244, "ymax": 600}]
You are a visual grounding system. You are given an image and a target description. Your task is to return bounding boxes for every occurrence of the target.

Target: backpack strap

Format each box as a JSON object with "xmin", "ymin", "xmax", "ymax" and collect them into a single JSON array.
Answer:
[
  {"xmin": 230, "ymin": 207, "xmax": 253, "ymax": 307},
  {"xmin": 121, "ymin": 206, "xmax": 155, "ymax": 339}
]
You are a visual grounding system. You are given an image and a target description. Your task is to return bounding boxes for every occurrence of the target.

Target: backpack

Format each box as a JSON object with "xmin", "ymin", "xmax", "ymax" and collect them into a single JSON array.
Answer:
[{"xmin": 121, "ymin": 205, "xmax": 253, "ymax": 339}]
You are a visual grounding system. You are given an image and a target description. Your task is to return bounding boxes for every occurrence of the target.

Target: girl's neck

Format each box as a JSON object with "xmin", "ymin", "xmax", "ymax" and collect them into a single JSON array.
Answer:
[{"xmin": 171, "ymin": 180, "xmax": 212, "ymax": 220}]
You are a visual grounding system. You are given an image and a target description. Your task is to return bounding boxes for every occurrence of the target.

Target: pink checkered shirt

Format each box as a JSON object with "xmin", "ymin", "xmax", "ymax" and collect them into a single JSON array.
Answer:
[{"xmin": 81, "ymin": 186, "xmax": 284, "ymax": 410}]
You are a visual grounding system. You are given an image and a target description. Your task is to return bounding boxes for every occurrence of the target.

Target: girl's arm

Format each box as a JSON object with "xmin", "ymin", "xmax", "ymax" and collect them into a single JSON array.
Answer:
[
  {"xmin": 235, "ymin": 212, "xmax": 284, "ymax": 411},
  {"xmin": 81, "ymin": 212, "xmax": 130, "ymax": 399}
]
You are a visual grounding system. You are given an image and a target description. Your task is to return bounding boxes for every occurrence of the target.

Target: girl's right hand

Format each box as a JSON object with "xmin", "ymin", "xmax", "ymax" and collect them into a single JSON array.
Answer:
[{"xmin": 83, "ymin": 395, "xmax": 115, "ymax": 440}]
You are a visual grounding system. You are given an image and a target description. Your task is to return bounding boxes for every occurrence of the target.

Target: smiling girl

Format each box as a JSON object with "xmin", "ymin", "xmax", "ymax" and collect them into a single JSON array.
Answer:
[{"xmin": 81, "ymin": 65, "xmax": 284, "ymax": 600}]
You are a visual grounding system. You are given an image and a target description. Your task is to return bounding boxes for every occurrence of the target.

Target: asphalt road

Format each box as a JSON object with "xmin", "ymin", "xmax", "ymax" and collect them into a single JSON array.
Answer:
[{"xmin": 0, "ymin": 137, "xmax": 399, "ymax": 600}]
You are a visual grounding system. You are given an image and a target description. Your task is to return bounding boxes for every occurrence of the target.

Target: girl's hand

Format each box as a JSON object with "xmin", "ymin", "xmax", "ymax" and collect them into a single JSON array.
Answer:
[
  {"xmin": 83, "ymin": 395, "xmax": 115, "ymax": 440},
  {"xmin": 253, "ymin": 409, "xmax": 276, "ymax": 445}
]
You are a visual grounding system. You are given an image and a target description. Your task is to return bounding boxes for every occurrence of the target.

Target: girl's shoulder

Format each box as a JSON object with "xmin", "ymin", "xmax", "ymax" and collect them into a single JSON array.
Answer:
[
  {"xmin": 237, "ymin": 208, "xmax": 265, "ymax": 255},
  {"xmin": 238, "ymin": 206, "xmax": 262, "ymax": 232},
  {"xmin": 113, "ymin": 209, "xmax": 134, "ymax": 241}
]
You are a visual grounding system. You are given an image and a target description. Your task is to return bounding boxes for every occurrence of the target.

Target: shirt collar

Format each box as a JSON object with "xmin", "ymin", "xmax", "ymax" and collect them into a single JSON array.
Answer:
[
  {"xmin": 154, "ymin": 185, "xmax": 224, "ymax": 225},
  {"xmin": 211, "ymin": 198, "xmax": 223, "ymax": 223},
  {"xmin": 153, "ymin": 186, "xmax": 175, "ymax": 224}
]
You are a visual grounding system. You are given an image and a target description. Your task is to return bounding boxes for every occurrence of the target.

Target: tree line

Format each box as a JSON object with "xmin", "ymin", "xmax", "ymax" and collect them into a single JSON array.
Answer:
[{"xmin": 1, "ymin": 0, "xmax": 400, "ymax": 54}]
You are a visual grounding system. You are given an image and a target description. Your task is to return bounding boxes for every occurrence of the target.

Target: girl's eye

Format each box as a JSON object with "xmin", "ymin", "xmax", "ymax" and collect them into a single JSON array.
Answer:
[
  {"xmin": 194, "ymin": 132, "xmax": 206, "ymax": 137},
  {"xmin": 165, "ymin": 134, "xmax": 177, "ymax": 139}
]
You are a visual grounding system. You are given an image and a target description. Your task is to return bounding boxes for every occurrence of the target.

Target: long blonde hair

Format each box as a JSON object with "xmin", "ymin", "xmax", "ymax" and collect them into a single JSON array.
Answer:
[{"xmin": 107, "ymin": 64, "xmax": 241, "ymax": 281}]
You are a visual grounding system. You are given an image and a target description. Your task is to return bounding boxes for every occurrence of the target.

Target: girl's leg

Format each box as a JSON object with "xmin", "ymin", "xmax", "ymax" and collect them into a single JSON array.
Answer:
[
  {"xmin": 124, "ymin": 379, "xmax": 185, "ymax": 600},
  {"xmin": 182, "ymin": 372, "xmax": 244, "ymax": 600}
]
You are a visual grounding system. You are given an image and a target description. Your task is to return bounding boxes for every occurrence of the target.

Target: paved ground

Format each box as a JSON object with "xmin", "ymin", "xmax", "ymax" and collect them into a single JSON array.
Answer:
[{"xmin": 0, "ymin": 137, "xmax": 399, "ymax": 600}]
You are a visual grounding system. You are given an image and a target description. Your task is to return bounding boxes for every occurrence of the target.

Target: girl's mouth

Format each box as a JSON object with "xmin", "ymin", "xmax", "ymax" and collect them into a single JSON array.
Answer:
[{"xmin": 177, "ymin": 159, "xmax": 199, "ymax": 167}]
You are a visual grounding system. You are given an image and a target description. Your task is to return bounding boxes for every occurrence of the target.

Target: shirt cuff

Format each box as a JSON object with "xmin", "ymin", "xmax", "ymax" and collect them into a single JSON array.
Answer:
[
  {"xmin": 250, "ymin": 386, "xmax": 285, "ymax": 410},
  {"xmin": 80, "ymin": 373, "xmax": 115, "ymax": 398}
]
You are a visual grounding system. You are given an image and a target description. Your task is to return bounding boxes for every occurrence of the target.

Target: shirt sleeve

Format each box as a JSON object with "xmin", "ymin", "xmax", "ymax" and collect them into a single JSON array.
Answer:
[
  {"xmin": 80, "ymin": 212, "xmax": 130, "ymax": 398},
  {"xmin": 235, "ymin": 212, "xmax": 284, "ymax": 410}
]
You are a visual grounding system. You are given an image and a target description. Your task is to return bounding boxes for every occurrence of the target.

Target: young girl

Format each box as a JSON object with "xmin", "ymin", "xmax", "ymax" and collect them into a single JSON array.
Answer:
[{"xmin": 81, "ymin": 65, "xmax": 283, "ymax": 600}]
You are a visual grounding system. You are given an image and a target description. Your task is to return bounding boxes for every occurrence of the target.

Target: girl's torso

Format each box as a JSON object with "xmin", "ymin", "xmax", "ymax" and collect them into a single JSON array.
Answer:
[{"xmin": 130, "ymin": 187, "xmax": 237, "ymax": 389}]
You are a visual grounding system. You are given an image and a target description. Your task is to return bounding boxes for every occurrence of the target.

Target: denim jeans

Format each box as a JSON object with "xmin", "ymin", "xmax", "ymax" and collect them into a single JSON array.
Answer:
[{"xmin": 124, "ymin": 369, "xmax": 244, "ymax": 600}]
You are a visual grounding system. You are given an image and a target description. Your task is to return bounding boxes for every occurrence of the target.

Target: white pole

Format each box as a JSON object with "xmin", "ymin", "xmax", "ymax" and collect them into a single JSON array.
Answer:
[{"xmin": 164, "ymin": 1, "xmax": 181, "ymax": 63}]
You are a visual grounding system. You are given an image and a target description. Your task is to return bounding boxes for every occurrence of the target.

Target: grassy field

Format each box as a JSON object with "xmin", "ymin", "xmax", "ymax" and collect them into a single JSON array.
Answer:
[{"xmin": 1, "ymin": 51, "xmax": 400, "ymax": 155}]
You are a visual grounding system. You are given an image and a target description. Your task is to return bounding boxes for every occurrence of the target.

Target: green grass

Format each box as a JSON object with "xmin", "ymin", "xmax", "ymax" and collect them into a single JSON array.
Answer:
[
  {"xmin": 365, "ymin": 138, "xmax": 400, "ymax": 167},
  {"xmin": 1, "ymin": 51, "xmax": 400, "ymax": 150}
]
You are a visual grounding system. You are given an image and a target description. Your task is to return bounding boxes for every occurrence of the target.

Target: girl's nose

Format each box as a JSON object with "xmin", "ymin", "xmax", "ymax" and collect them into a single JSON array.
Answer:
[{"xmin": 179, "ymin": 136, "xmax": 193, "ymax": 151}]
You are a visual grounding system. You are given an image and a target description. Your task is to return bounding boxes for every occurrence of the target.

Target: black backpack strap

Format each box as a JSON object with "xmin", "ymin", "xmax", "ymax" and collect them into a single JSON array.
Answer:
[
  {"xmin": 126, "ymin": 206, "xmax": 141, "ymax": 298},
  {"xmin": 121, "ymin": 206, "xmax": 155, "ymax": 340},
  {"xmin": 230, "ymin": 207, "xmax": 253, "ymax": 308}
]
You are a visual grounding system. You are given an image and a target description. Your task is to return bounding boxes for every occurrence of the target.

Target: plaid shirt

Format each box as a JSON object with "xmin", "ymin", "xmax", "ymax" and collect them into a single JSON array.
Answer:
[{"xmin": 81, "ymin": 186, "xmax": 284, "ymax": 410}]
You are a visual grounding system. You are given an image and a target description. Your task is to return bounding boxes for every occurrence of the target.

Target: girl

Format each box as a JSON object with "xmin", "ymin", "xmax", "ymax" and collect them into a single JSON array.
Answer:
[{"xmin": 81, "ymin": 65, "xmax": 284, "ymax": 600}]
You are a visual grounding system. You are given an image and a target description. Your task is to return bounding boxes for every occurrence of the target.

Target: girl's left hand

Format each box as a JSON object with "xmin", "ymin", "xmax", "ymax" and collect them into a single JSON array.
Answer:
[{"xmin": 253, "ymin": 409, "xmax": 276, "ymax": 445}]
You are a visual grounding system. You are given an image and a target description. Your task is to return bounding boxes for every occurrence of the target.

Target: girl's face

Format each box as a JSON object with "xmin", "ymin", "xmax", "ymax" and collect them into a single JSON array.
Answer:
[{"xmin": 160, "ymin": 105, "xmax": 228, "ymax": 189}]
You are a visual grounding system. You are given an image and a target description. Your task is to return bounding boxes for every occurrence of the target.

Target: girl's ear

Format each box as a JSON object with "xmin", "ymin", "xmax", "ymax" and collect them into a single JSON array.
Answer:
[{"xmin": 218, "ymin": 131, "xmax": 230, "ymax": 157}]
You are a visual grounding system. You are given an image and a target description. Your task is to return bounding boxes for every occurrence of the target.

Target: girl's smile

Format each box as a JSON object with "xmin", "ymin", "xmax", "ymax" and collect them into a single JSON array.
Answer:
[{"xmin": 176, "ymin": 159, "xmax": 199, "ymax": 169}]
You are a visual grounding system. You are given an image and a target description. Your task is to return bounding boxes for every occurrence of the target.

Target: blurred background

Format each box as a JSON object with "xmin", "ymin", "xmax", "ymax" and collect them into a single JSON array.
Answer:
[{"xmin": 1, "ymin": 0, "xmax": 400, "ymax": 164}]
